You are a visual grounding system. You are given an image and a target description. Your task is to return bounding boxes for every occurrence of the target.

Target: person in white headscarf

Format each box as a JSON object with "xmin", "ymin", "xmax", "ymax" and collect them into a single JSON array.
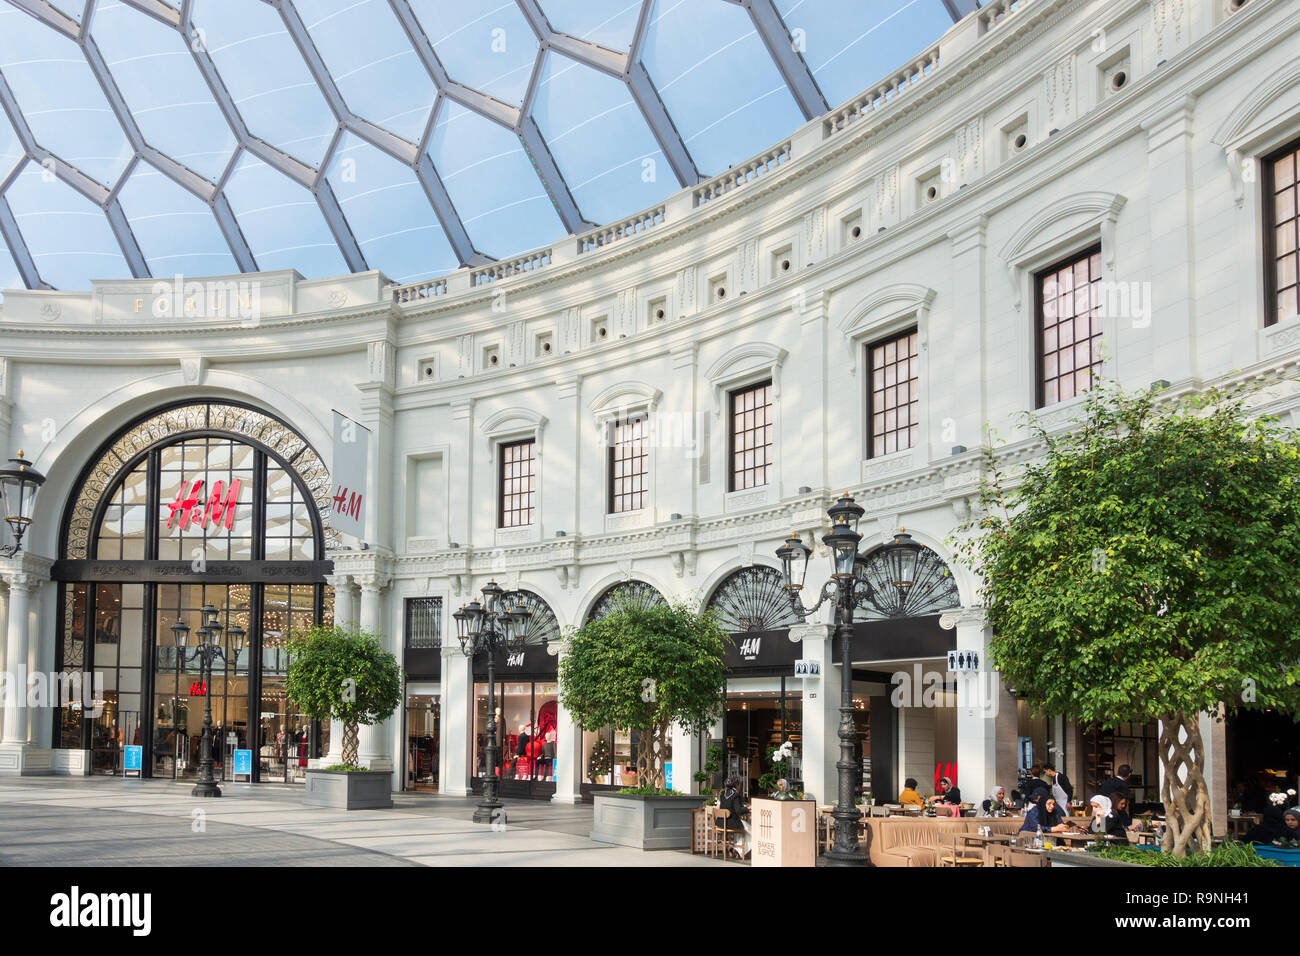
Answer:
[
  {"xmin": 1088, "ymin": 794, "xmax": 1113, "ymax": 834},
  {"xmin": 981, "ymin": 785, "xmax": 1011, "ymax": 816}
]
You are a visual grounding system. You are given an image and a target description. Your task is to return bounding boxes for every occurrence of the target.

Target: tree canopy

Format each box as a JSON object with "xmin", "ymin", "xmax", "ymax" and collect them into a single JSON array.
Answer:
[
  {"xmin": 559, "ymin": 599, "xmax": 727, "ymax": 789},
  {"xmin": 286, "ymin": 624, "xmax": 403, "ymax": 767},
  {"xmin": 961, "ymin": 383, "xmax": 1300, "ymax": 723}
]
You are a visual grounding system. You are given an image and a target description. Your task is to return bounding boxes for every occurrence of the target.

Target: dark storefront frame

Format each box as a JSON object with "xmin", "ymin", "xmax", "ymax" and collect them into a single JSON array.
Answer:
[{"xmin": 52, "ymin": 400, "xmax": 333, "ymax": 781}]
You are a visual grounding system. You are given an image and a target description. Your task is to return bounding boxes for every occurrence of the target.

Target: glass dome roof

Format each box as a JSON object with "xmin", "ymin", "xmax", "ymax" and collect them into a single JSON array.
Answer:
[{"xmin": 0, "ymin": 0, "xmax": 967, "ymax": 293}]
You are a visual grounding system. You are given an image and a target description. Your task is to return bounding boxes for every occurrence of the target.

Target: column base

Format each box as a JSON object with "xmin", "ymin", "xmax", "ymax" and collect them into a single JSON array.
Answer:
[
  {"xmin": 0, "ymin": 744, "xmax": 53, "ymax": 775},
  {"xmin": 51, "ymin": 749, "xmax": 92, "ymax": 775},
  {"xmin": 550, "ymin": 792, "xmax": 581, "ymax": 805}
]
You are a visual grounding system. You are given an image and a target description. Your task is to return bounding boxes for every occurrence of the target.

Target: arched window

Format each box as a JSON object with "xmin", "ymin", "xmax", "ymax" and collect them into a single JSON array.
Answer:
[
  {"xmin": 586, "ymin": 580, "xmax": 666, "ymax": 621},
  {"xmin": 707, "ymin": 565, "xmax": 800, "ymax": 633},
  {"xmin": 852, "ymin": 543, "xmax": 960, "ymax": 621},
  {"xmin": 513, "ymin": 589, "xmax": 561, "ymax": 645}
]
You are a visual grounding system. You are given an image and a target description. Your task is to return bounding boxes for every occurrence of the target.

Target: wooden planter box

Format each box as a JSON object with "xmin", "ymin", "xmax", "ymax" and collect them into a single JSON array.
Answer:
[
  {"xmin": 303, "ymin": 769, "xmax": 393, "ymax": 810},
  {"xmin": 590, "ymin": 792, "xmax": 708, "ymax": 850}
]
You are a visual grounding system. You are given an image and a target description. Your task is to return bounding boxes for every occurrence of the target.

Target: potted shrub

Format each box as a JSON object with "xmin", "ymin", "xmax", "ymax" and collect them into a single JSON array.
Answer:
[
  {"xmin": 560, "ymin": 599, "xmax": 726, "ymax": 850},
  {"xmin": 286, "ymin": 624, "xmax": 403, "ymax": 810}
]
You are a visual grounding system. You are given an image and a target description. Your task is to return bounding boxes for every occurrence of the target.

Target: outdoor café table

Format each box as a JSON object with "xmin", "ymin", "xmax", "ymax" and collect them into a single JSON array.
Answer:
[
  {"xmin": 1227, "ymin": 814, "xmax": 1261, "ymax": 839},
  {"xmin": 955, "ymin": 830, "xmax": 1017, "ymax": 866}
]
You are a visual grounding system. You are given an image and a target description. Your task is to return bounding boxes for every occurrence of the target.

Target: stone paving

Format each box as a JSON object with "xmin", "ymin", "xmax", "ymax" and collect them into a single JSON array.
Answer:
[{"xmin": 0, "ymin": 777, "xmax": 727, "ymax": 867}]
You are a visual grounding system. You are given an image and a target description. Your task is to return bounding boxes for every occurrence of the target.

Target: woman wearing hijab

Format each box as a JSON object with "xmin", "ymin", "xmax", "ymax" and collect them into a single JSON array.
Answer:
[
  {"xmin": 716, "ymin": 775, "xmax": 751, "ymax": 857},
  {"xmin": 1019, "ymin": 794, "xmax": 1069, "ymax": 833},
  {"xmin": 981, "ymin": 785, "xmax": 1011, "ymax": 816},
  {"xmin": 1243, "ymin": 805, "xmax": 1288, "ymax": 844},
  {"xmin": 1087, "ymin": 794, "xmax": 1113, "ymax": 834}
]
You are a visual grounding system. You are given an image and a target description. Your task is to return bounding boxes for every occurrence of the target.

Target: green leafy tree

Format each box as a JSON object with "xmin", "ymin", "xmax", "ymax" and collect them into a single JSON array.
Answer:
[
  {"xmin": 285, "ymin": 624, "xmax": 403, "ymax": 768},
  {"xmin": 958, "ymin": 382, "xmax": 1300, "ymax": 856},
  {"xmin": 560, "ymin": 600, "xmax": 727, "ymax": 791}
]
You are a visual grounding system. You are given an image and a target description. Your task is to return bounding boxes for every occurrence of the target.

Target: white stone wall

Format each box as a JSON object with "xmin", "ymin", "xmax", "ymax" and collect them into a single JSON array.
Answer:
[{"xmin": 0, "ymin": 0, "xmax": 1294, "ymax": 805}]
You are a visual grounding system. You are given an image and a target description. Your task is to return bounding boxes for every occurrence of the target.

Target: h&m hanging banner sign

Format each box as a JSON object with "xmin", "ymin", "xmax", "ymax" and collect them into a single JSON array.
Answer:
[{"xmin": 331, "ymin": 410, "xmax": 371, "ymax": 540}]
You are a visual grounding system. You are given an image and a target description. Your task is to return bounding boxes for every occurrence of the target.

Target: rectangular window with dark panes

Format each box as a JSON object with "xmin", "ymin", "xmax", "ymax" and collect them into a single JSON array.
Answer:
[
  {"xmin": 498, "ymin": 439, "xmax": 535, "ymax": 528},
  {"xmin": 867, "ymin": 328, "xmax": 918, "ymax": 458},
  {"xmin": 1265, "ymin": 137, "xmax": 1300, "ymax": 326},
  {"xmin": 405, "ymin": 597, "xmax": 442, "ymax": 649},
  {"xmin": 728, "ymin": 380, "xmax": 773, "ymax": 492},
  {"xmin": 1036, "ymin": 246, "xmax": 1103, "ymax": 408},
  {"xmin": 607, "ymin": 415, "xmax": 648, "ymax": 514}
]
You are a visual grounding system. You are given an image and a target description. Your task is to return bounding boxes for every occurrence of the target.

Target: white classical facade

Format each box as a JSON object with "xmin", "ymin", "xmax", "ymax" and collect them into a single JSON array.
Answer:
[{"xmin": 0, "ymin": 0, "xmax": 1296, "ymax": 837}]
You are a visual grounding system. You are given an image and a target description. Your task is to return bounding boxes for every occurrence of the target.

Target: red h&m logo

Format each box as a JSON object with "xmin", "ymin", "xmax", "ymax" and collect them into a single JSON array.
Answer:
[
  {"xmin": 189, "ymin": 681, "xmax": 207, "ymax": 696},
  {"xmin": 167, "ymin": 478, "xmax": 241, "ymax": 532},
  {"xmin": 332, "ymin": 486, "xmax": 362, "ymax": 522}
]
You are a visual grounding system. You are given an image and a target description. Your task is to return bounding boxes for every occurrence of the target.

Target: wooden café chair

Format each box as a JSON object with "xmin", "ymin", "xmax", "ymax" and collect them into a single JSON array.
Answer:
[
  {"xmin": 937, "ymin": 831, "xmax": 983, "ymax": 867},
  {"xmin": 1005, "ymin": 847, "xmax": 1051, "ymax": 867},
  {"xmin": 711, "ymin": 808, "xmax": 745, "ymax": 860}
]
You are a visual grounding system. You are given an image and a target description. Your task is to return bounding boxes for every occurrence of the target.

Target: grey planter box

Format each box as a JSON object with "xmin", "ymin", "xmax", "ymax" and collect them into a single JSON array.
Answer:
[
  {"xmin": 303, "ymin": 769, "xmax": 393, "ymax": 810},
  {"xmin": 590, "ymin": 792, "xmax": 708, "ymax": 850}
]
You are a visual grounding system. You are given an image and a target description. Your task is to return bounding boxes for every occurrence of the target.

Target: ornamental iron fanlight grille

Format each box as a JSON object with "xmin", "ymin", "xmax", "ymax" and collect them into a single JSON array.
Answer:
[
  {"xmin": 405, "ymin": 597, "xmax": 443, "ymax": 649},
  {"xmin": 513, "ymin": 589, "xmax": 560, "ymax": 647},
  {"xmin": 62, "ymin": 400, "xmax": 337, "ymax": 560},
  {"xmin": 587, "ymin": 580, "xmax": 666, "ymax": 622},
  {"xmin": 707, "ymin": 565, "xmax": 801, "ymax": 634},
  {"xmin": 853, "ymin": 542, "xmax": 960, "ymax": 621}
]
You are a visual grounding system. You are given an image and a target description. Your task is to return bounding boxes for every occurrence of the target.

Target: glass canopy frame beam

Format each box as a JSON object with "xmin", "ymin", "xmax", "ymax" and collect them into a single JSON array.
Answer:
[
  {"xmin": 942, "ymin": 0, "xmax": 982, "ymax": 22},
  {"xmin": 721, "ymin": 0, "xmax": 828, "ymax": 121}
]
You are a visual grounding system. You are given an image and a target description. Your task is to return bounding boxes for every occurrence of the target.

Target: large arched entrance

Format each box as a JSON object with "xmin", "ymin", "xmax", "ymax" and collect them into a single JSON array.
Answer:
[{"xmin": 53, "ymin": 400, "xmax": 335, "ymax": 781}]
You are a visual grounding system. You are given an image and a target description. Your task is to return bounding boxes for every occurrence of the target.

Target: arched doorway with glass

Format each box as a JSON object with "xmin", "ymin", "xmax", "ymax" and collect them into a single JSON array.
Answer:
[
  {"xmin": 578, "ymin": 580, "xmax": 667, "ymax": 799},
  {"xmin": 53, "ymin": 400, "xmax": 336, "ymax": 781}
]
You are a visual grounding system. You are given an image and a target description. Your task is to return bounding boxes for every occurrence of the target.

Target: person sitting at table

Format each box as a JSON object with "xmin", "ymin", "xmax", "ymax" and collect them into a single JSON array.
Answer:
[
  {"xmin": 981, "ymin": 785, "xmax": 1012, "ymax": 816},
  {"xmin": 1243, "ymin": 805, "xmax": 1286, "ymax": 844},
  {"xmin": 928, "ymin": 776, "xmax": 962, "ymax": 806},
  {"xmin": 716, "ymin": 775, "xmax": 751, "ymax": 857},
  {"xmin": 1087, "ymin": 794, "xmax": 1113, "ymax": 834},
  {"xmin": 1019, "ymin": 794, "xmax": 1070, "ymax": 833},
  {"xmin": 899, "ymin": 778, "xmax": 925, "ymax": 807},
  {"xmin": 1107, "ymin": 794, "xmax": 1134, "ymax": 837}
]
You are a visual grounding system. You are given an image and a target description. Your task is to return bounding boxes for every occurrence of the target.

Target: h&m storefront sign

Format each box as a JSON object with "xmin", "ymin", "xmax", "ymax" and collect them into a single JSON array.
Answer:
[
  {"xmin": 472, "ymin": 641, "xmax": 556, "ymax": 678},
  {"xmin": 724, "ymin": 629, "xmax": 800, "ymax": 675}
]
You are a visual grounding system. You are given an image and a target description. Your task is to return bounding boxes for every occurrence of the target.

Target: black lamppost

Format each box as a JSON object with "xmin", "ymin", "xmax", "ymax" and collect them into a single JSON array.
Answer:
[
  {"xmin": 0, "ymin": 450, "xmax": 45, "ymax": 557},
  {"xmin": 453, "ymin": 580, "xmax": 532, "ymax": 824},
  {"xmin": 776, "ymin": 494, "xmax": 922, "ymax": 867},
  {"xmin": 171, "ymin": 604, "xmax": 245, "ymax": 798}
]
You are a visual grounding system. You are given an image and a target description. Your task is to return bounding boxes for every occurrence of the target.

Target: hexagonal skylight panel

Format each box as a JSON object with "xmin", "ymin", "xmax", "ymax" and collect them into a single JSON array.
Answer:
[
  {"xmin": 221, "ymin": 151, "xmax": 348, "ymax": 278},
  {"xmin": 4, "ymin": 165, "xmax": 130, "ymax": 289},
  {"xmin": 413, "ymin": 0, "xmax": 539, "ymax": 107},
  {"xmin": 296, "ymin": 0, "xmax": 436, "ymax": 146},
  {"xmin": 325, "ymin": 131, "xmax": 458, "ymax": 284},
  {"xmin": 775, "ymin": 0, "xmax": 954, "ymax": 107},
  {"xmin": 0, "ymin": 6, "xmax": 134, "ymax": 186},
  {"xmin": 115, "ymin": 162, "xmax": 238, "ymax": 278},
  {"xmin": 91, "ymin": 1, "xmax": 238, "ymax": 183},
  {"xmin": 531, "ymin": 51, "xmax": 669, "ymax": 224},
  {"xmin": 428, "ymin": 99, "xmax": 565, "ymax": 259},
  {"xmin": 540, "ymin": 0, "xmax": 641, "ymax": 52},
  {"xmin": 640, "ymin": 0, "xmax": 803, "ymax": 176},
  {"xmin": 190, "ymin": 0, "xmax": 337, "ymax": 169}
]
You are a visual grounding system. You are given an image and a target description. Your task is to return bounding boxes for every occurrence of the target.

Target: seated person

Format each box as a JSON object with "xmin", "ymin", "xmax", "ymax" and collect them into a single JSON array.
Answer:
[
  {"xmin": 1087, "ymin": 795, "xmax": 1113, "ymax": 834},
  {"xmin": 1019, "ymin": 795, "xmax": 1070, "ymax": 833},
  {"xmin": 1107, "ymin": 794, "xmax": 1134, "ymax": 837},
  {"xmin": 981, "ymin": 785, "xmax": 1013, "ymax": 816},
  {"xmin": 1243, "ymin": 806, "xmax": 1286, "ymax": 844},
  {"xmin": 899, "ymin": 778, "xmax": 925, "ymax": 807},
  {"xmin": 927, "ymin": 776, "xmax": 962, "ymax": 814},
  {"xmin": 716, "ymin": 775, "xmax": 751, "ymax": 856}
]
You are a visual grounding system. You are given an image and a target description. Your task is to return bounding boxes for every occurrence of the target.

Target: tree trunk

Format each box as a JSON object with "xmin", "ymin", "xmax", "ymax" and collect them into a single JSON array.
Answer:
[
  {"xmin": 636, "ymin": 728, "xmax": 654, "ymax": 789},
  {"xmin": 342, "ymin": 721, "xmax": 359, "ymax": 768},
  {"xmin": 1159, "ymin": 711, "xmax": 1212, "ymax": 858}
]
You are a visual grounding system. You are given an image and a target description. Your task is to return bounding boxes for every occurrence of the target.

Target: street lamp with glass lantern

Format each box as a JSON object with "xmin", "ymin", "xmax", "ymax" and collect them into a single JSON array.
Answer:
[
  {"xmin": 172, "ymin": 604, "xmax": 245, "ymax": 797},
  {"xmin": 0, "ymin": 450, "xmax": 46, "ymax": 557},
  {"xmin": 775, "ymin": 494, "xmax": 921, "ymax": 867},
  {"xmin": 454, "ymin": 581, "xmax": 532, "ymax": 824}
]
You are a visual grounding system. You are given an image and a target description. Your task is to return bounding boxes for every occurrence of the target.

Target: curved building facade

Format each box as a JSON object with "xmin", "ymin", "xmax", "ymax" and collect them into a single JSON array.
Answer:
[{"xmin": 0, "ymin": 0, "xmax": 1297, "ymax": 835}]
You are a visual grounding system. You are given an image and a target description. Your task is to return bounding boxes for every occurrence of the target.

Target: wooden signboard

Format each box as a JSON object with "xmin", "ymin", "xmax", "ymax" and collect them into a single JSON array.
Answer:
[{"xmin": 750, "ymin": 798, "xmax": 817, "ymax": 867}]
